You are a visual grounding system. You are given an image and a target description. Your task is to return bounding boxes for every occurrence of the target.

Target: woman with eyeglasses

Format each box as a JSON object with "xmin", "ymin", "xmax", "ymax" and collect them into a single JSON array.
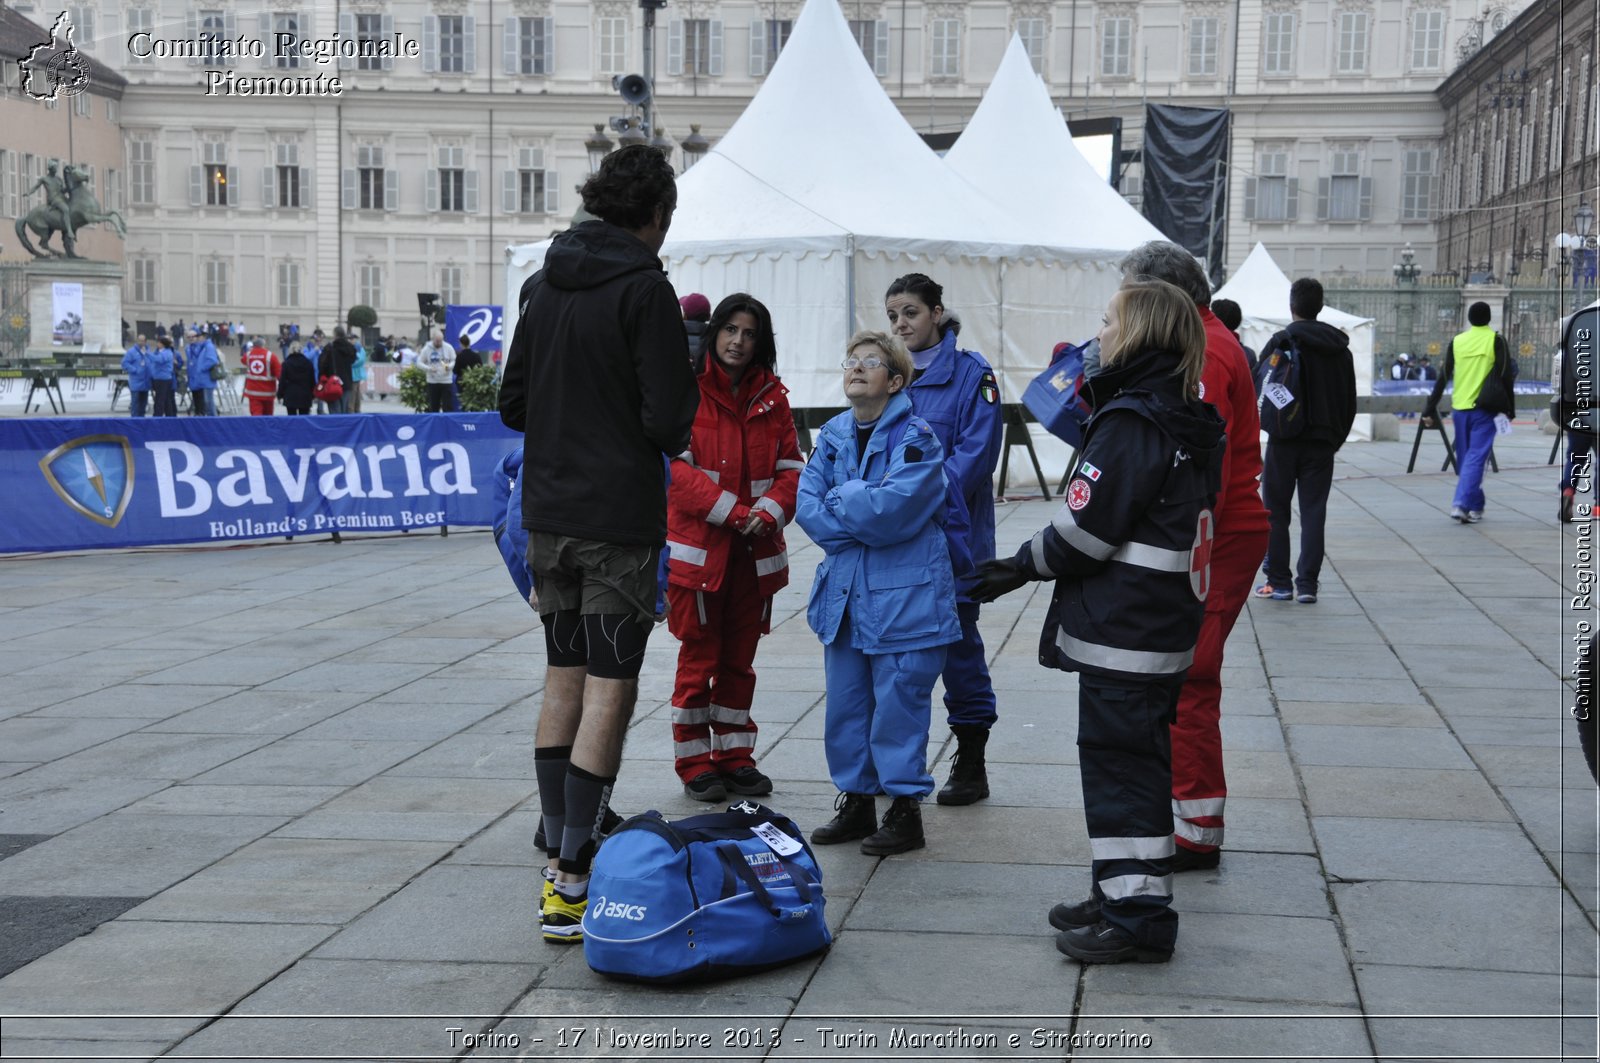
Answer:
[
  {"xmin": 796, "ymin": 330, "xmax": 963, "ymax": 856},
  {"xmin": 884, "ymin": 273, "xmax": 1003, "ymax": 807},
  {"xmin": 665, "ymin": 294, "xmax": 806, "ymax": 804}
]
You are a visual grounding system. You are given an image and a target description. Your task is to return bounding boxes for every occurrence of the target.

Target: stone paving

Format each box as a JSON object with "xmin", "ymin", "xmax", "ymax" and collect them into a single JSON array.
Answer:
[{"xmin": 0, "ymin": 428, "xmax": 1594, "ymax": 1062}]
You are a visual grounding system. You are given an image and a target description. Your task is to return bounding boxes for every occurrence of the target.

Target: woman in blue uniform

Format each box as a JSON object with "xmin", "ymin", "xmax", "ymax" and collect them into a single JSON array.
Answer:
[{"xmin": 884, "ymin": 274, "xmax": 1003, "ymax": 805}]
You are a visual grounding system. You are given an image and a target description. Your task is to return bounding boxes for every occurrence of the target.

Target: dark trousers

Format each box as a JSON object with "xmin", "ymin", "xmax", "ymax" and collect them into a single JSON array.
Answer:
[
  {"xmin": 285, "ymin": 404, "xmax": 310, "ymax": 415},
  {"xmin": 426, "ymin": 383, "xmax": 453, "ymax": 412},
  {"xmin": 1262, "ymin": 439, "xmax": 1337, "ymax": 595},
  {"xmin": 1079, "ymin": 673, "xmax": 1181, "ymax": 950},
  {"xmin": 152, "ymin": 380, "xmax": 177, "ymax": 416},
  {"xmin": 943, "ymin": 600, "xmax": 997, "ymax": 728}
]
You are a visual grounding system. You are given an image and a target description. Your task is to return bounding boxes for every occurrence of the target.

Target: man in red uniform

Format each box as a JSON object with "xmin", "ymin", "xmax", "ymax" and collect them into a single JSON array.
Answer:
[
  {"xmin": 1118, "ymin": 242, "xmax": 1270, "ymax": 871},
  {"xmin": 242, "ymin": 338, "xmax": 281, "ymax": 416}
]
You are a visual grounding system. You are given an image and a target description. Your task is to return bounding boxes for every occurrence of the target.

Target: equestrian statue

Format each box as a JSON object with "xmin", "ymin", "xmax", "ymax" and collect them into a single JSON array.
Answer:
[{"xmin": 15, "ymin": 160, "xmax": 127, "ymax": 258}]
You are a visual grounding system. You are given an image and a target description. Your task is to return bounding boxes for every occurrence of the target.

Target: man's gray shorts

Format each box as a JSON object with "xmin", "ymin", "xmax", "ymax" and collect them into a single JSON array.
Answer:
[{"xmin": 528, "ymin": 532, "xmax": 659, "ymax": 625}]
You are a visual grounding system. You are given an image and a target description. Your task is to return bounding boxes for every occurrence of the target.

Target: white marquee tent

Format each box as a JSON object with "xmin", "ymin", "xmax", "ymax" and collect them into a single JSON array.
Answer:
[
  {"xmin": 1213, "ymin": 242, "xmax": 1378, "ymax": 440},
  {"xmin": 503, "ymin": 0, "xmax": 1142, "ymax": 409}
]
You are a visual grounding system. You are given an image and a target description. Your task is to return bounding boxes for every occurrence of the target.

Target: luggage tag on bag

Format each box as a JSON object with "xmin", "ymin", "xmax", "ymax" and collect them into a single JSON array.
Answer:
[
  {"xmin": 1262, "ymin": 382, "xmax": 1294, "ymax": 410},
  {"xmin": 751, "ymin": 821, "xmax": 803, "ymax": 856}
]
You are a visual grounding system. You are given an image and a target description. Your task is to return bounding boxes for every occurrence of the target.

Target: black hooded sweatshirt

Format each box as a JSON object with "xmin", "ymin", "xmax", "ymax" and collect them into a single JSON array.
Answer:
[
  {"xmin": 1260, "ymin": 320, "xmax": 1357, "ymax": 448},
  {"xmin": 1015, "ymin": 347, "xmax": 1227, "ymax": 682},
  {"xmin": 499, "ymin": 220, "xmax": 699, "ymax": 546}
]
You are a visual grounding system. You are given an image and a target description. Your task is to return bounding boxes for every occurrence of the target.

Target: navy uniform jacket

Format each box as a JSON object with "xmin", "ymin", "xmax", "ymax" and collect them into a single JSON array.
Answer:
[{"xmin": 906, "ymin": 328, "xmax": 1003, "ymax": 589}]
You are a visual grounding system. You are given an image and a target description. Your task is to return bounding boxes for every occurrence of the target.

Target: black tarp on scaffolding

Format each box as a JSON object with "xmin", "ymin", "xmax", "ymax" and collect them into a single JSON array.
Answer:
[{"xmin": 1141, "ymin": 104, "xmax": 1231, "ymax": 287}]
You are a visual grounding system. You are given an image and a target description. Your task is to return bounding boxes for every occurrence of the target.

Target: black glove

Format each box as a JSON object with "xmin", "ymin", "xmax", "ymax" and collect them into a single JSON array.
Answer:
[{"xmin": 966, "ymin": 557, "xmax": 1029, "ymax": 604}]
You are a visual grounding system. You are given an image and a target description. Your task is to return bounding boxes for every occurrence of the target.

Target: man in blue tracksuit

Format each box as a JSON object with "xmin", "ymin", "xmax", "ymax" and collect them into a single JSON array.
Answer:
[
  {"xmin": 886, "ymin": 274, "xmax": 1004, "ymax": 805},
  {"xmin": 121, "ymin": 335, "xmax": 153, "ymax": 417},
  {"xmin": 184, "ymin": 330, "xmax": 221, "ymax": 415}
]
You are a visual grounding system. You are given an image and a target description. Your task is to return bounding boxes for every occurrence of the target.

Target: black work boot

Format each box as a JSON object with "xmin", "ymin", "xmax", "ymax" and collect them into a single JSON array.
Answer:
[
  {"xmin": 935, "ymin": 725, "xmax": 991, "ymax": 806},
  {"xmin": 811, "ymin": 793, "xmax": 876, "ymax": 845},
  {"xmin": 1047, "ymin": 896, "xmax": 1102, "ymax": 932},
  {"xmin": 860, "ymin": 796, "xmax": 925, "ymax": 855}
]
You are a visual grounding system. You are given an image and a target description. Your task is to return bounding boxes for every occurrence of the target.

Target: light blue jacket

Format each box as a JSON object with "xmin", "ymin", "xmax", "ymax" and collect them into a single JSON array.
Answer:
[
  {"xmin": 796, "ymin": 391, "xmax": 961, "ymax": 654},
  {"xmin": 121, "ymin": 344, "xmax": 152, "ymax": 390},
  {"xmin": 185, "ymin": 339, "xmax": 220, "ymax": 390},
  {"xmin": 352, "ymin": 345, "xmax": 368, "ymax": 382}
]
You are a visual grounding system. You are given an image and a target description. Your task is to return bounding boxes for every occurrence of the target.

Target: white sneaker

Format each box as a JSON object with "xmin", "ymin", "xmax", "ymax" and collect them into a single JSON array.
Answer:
[
  {"xmin": 1465, "ymin": 510, "xmax": 1483, "ymax": 523},
  {"xmin": 1449, "ymin": 506, "xmax": 1466, "ymax": 522}
]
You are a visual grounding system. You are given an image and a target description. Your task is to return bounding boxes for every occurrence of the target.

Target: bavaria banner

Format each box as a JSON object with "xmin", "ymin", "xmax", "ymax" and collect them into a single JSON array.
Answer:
[{"xmin": 1, "ymin": 414, "xmax": 521, "ymax": 554}]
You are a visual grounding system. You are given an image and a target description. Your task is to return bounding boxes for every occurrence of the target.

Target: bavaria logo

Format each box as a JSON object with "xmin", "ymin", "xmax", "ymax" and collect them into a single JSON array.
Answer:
[
  {"xmin": 590, "ymin": 896, "xmax": 648, "ymax": 921},
  {"xmin": 39, "ymin": 434, "xmax": 134, "ymax": 527}
]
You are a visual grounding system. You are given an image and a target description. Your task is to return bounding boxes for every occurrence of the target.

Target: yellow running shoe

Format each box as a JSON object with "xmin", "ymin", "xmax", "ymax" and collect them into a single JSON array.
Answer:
[
  {"xmin": 542, "ymin": 889, "xmax": 586, "ymax": 944},
  {"xmin": 538, "ymin": 869, "xmax": 556, "ymax": 915}
]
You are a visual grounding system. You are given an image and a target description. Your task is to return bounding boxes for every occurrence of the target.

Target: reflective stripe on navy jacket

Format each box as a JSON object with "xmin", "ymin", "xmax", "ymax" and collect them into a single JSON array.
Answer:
[
  {"xmin": 795, "ymin": 391, "xmax": 962, "ymax": 655},
  {"xmin": 906, "ymin": 328, "xmax": 1003, "ymax": 575},
  {"xmin": 1013, "ymin": 350, "xmax": 1226, "ymax": 682}
]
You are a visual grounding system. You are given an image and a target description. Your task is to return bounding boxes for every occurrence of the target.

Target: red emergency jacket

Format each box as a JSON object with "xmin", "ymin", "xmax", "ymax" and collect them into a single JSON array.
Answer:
[
  {"xmin": 242, "ymin": 345, "xmax": 280, "ymax": 399},
  {"xmin": 667, "ymin": 359, "xmax": 804, "ymax": 596}
]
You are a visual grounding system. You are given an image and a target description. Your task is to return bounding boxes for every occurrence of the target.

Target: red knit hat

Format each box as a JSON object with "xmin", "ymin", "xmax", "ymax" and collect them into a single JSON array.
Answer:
[{"xmin": 679, "ymin": 293, "xmax": 711, "ymax": 321}]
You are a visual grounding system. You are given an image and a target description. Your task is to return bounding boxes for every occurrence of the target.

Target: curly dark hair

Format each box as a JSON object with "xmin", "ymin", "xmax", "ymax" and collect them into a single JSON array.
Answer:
[
  {"xmin": 700, "ymin": 293, "xmax": 778, "ymax": 372},
  {"xmin": 579, "ymin": 145, "xmax": 678, "ymax": 231}
]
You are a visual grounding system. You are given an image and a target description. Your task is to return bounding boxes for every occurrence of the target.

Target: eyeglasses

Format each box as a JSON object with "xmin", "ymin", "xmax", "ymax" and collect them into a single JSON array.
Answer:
[{"xmin": 840, "ymin": 356, "xmax": 887, "ymax": 371}]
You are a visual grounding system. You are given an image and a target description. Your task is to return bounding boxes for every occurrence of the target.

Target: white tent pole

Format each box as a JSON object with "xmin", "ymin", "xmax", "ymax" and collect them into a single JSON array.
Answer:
[
  {"xmin": 846, "ymin": 234, "xmax": 857, "ymax": 346},
  {"xmin": 998, "ymin": 258, "xmax": 1006, "ymax": 377}
]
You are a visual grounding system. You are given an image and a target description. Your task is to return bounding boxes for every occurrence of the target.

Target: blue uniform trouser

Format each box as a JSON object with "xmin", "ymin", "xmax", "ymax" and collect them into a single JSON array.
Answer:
[
  {"xmin": 823, "ymin": 612, "xmax": 944, "ymax": 799},
  {"xmin": 129, "ymin": 389, "xmax": 148, "ymax": 417},
  {"xmin": 943, "ymin": 601, "xmax": 997, "ymax": 728},
  {"xmin": 1079, "ymin": 672, "xmax": 1181, "ymax": 952},
  {"xmin": 1451, "ymin": 408, "xmax": 1497, "ymax": 513}
]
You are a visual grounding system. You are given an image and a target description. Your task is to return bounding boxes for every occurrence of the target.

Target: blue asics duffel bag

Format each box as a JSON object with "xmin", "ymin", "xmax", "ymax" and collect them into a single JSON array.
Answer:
[{"xmin": 582, "ymin": 802, "xmax": 831, "ymax": 983}]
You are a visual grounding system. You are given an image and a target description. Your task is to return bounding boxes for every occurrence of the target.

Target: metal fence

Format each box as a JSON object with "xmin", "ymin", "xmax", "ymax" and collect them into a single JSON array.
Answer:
[
  {"xmin": 1324, "ymin": 279, "xmax": 1573, "ymax": 386},
  {"xmin": 0, "ymin": 264, "xmax": 27, "ymax": 361}
]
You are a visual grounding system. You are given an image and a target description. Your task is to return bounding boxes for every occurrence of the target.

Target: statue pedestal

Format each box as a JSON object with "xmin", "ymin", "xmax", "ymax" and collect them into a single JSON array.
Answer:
[{"xmin": 24, "ymin": 259, "xmax": 124, "ymax": 360}]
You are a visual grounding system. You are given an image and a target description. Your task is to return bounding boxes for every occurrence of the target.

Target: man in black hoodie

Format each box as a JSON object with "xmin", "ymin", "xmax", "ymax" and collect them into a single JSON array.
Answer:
[
  {"xmin": 1255, "ymin": 278, "xmax": 1357, "ymax": 605},
  {"xmin": 500, "ymin": 145, "xmax": 699, "ymax": 944}
]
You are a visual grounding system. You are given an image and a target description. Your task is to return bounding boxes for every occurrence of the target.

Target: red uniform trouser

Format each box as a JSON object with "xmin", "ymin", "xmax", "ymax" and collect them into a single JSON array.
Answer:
[
  {"xmin": 1171, "ymin": 526, "xmax": 1269, "ymax": 854},
  {"xmin": 246, "ymin": 395, "xmax": 274, "ymax": 416},
  {"xmin": 667, "ymin": 546, "xmax": 769, "ymax": 784}
]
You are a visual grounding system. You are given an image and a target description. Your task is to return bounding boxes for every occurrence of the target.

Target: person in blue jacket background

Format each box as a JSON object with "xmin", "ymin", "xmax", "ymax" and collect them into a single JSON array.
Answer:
[
  {"xmin": 121, "ymin": 335, "xmax": 153, "ymax": 417},
  {"xmin": 184, "ymin": 329, "xmax": 221, "ymax": 416},
  {"xmin": 150, "ymin": 337, "xmax": 178, "ymax": 416},
  {"xmin": 884, "ymin": 273, "xmax": 1003, "ymax": 806},
  {"xmin": 796, "ymin": 329, "xmax": 962, "ymax": 857}
]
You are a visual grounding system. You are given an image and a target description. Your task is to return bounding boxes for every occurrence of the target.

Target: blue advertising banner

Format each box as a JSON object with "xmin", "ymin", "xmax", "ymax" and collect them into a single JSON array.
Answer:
[
  {"xmin": 1, "ymin": 414, "xmax": 520, "ymax": 554},
  {"xmin": 444, "ymin": 305, "xmax": 504, "ymax": 357}
]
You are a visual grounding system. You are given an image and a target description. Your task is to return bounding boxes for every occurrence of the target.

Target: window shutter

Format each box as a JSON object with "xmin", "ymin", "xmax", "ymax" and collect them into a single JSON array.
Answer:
[
  {"xmin": 189, "ymin": 164, "xmax": 203, "ymax": 206},
  {"xmin": 342, "ymin": 167, "xmax": 356, "ymax": 209},
  {"xmin": 542, "ymin": 17, "xmax": 554, "ymax": 74},
  {"xmin": 750, "ymin": 20, "xmax": 766, "ymax": 76},
  {"xmin": 423, "ymin": 16, "xmax": 438, "ymax": 72},
  {"xmin": 1316, "ymin": 177, "xmax": 1330, "ymax": 220},
  {"xmin": 668, "ymin": 20, "xmax": 682, "ymax": 75},
  {"xmin": 339, "ymin": 13, "xmax": 355, "ymax": 70},
  {"xmin": 300, "ymin": 9, "xmax": 314, "ymax": 45},
  {"xmin": 503, "ymin": 17, "xmax": 519, "ymax": 74},
  {"xmin": 259, "ymin": 14, "xmax": 274, "ymax": 69},
  {"xmin": 1359, "ymin": 176, "xmax": 1372, "ymax": 221},
  {"xmin": 185, "ymin": 10, "xmax": 200, "ymax": 66},
  {"xmin": 102, "ymin": 9, "xmax": 119, "ymax": 48},
  {"xmin": 426, "ymin": 169, "xmax": 438, "ymax": 212},
  {"xmin": 463, "ymin": 17, "xmax": 477, "ymax": 73},
  {"xmin": 1243, "ymin": 177, "xmax": 1256, "ymax": 220},
  {"xmin": 709, "ymin": 21, "xmax": 724, "ymax": 75},
  {"xmin": 874, "ymin": 20, "xmax": 889, "ymax": 76},
  {"xmin": 502, "ymin": 168, "xmax": 518, "ymax": 213},
  {"xmin": 384, "ymin": 169, "xmax": 399, "ymax": 211},
  {"xmin": 382, "ymin": 16, "xmax": 395, "ymax": 69},
  {"xmin": 464, "ymin": 170, "xmax": 479, "ymax": 213},
  {"xmin": 1286, "ymin": 178, "xmax": 1299, "ymax": 221},
  {"xmin": 262, "ymin": 166, "xmax": 276, "ymax": 207},
  {"xmin": 301, "ymin": 168, "xmax": 312, "ymax": 208},
  {"xmin": 223, "ymin": 12, "xmax": 237, "ymax": 64},
  {"xmin": 543, "ymin": 171, "xmax": 558, "ymax": 214},
  {"xmin": 226, "ymin": 166, "xmax": 237, "ymax": 205}
]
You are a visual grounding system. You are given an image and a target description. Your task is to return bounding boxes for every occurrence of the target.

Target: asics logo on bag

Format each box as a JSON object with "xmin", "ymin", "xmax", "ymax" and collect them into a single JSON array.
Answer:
[{"xmin": 591, "ymin": 896, "xmax": 648, "ymax": 921}]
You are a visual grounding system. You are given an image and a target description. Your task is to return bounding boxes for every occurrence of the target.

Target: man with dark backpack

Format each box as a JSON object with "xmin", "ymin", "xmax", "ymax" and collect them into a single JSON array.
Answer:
[
  {"xmin": 1254, "ymin": 277, "xmax": 1357, "ymax": 604},
  {"xmin": 1424, "ymin": 301, "xmax": 1517, "ymax": 524}
]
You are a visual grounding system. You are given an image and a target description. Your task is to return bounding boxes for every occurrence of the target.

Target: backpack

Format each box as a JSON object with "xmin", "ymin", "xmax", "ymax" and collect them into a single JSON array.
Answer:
[
  {"xmin": 582, "ymin": 803, "xmax": 831, "ymax": 983},
  {"xmin": 1022, "ymin": 340, "xmax": 1095, "ymax": 448},
  {"xmin": 1560, "ymin": 308, "xmax": 1598, "ymax": 432},
  {"xmin": 1257, "ymin": 334, "xmax": 1305, "ymax": 439}
]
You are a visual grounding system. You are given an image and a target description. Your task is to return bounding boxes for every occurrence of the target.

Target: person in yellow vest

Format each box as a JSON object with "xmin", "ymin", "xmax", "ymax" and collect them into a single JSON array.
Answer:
[{"xmin": 1423, "ymin": 301, "xmax": 1518, "ymax": 523}]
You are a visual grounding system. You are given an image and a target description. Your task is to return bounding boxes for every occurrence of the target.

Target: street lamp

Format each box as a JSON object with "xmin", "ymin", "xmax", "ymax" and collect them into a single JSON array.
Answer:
[
  {"xmin": 1393, "ymin": 242, "xmax": 1419, "ymax": 283},
  {"xmin": 584, "ymin": 123, "xmax": 613, "ymax": 174},
  {"xmin": 649, "ymin": 125, "xmax": 675, "ymax": 160},
  {"xmin": 1556, "ymin": 199, "xmax": 1597, "ymax": 309},
  {"xmin": 680, "ymin": 124, "xmax": 710, "ymax": 170}
]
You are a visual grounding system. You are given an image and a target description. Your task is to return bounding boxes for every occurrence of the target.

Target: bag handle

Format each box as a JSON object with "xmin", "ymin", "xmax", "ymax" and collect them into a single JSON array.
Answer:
[{"xmin": 717, "ymin": 842, "xmax": 818, "ymax": 922}]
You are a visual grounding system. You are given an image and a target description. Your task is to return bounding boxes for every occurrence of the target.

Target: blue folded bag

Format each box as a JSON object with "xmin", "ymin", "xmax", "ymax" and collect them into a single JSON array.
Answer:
[
  {"xmin": 582, "ymin": 802, "xmax": 831, "ymax": 983},
  {"xmin": 1022, "ymin": 340, "xmax": 1094, "ymax": 448}
]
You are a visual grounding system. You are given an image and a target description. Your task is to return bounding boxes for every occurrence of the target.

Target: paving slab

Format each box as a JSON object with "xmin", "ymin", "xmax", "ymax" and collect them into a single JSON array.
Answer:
[
  {"xmin": 186, "ymin": 738, "xmax": 434, "ymax": 786},
  {"xmin": 1074, "ymin": 991, "xmax": 1372, "ymax": 1059},
  {"xmin": 1299, "ymin": 765, "xmax": 1516, "ymax": 821},
  {"xmin": 312, "ymin": 865, "xmax": 542, "ymax": 963},
  {"xmin": 1286, "ymin": 723, "xmax": 1476, "ymax": 770},
  {"xmin": 1314, "ymin": 816, "xmax": 1559, "ymax": 886}
]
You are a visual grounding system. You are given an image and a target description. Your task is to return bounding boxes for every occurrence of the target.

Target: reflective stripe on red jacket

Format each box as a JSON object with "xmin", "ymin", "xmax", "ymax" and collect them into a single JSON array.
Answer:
[
  {"xmin": 242, "ymin": 345, "xmax": 280, "ymax": 398},
  {"xmin": 667, "ymin": 359, "xmax": 804, "ymax": 596}
]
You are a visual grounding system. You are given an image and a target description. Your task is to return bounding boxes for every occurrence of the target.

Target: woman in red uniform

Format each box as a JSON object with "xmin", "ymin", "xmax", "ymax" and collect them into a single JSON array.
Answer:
[{"xmin": 666, "ymin": 293, "xmax": 806, "ymax": 802}]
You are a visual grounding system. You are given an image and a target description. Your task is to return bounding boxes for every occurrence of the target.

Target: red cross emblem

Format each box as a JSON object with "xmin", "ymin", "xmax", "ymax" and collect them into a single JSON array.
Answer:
[
  {"xmin": 1066, "ymin": 478, "xmax": 1092, "ymax": 511},
  {"xmin": 1190, "ymin": 508, "xmax": 1215, "ymax": 600}
]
